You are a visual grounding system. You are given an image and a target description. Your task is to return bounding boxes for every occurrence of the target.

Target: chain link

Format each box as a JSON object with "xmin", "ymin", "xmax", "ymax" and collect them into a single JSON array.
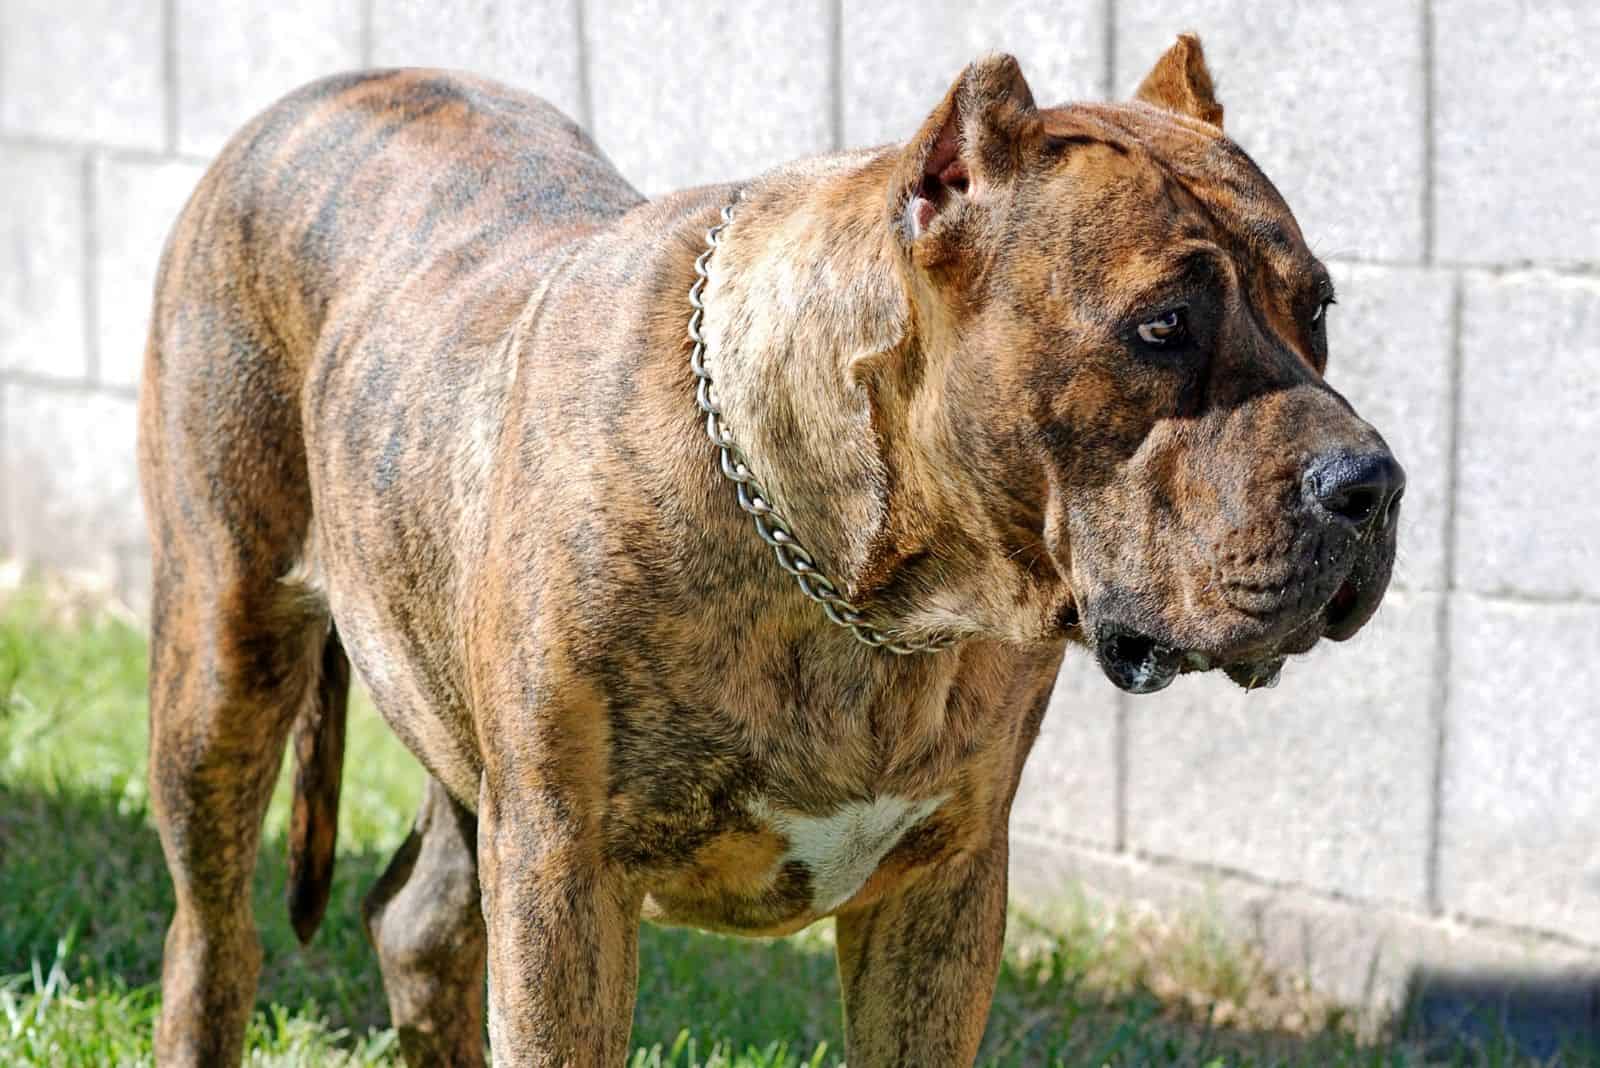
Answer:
[{"xmin": 688, "ymin": 199, "xmax": 955, "ymax": 656}]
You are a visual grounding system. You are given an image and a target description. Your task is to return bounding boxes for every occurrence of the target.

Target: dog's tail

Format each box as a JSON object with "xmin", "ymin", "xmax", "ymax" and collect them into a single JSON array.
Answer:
[{"xmin": 286, "ymin": 626, "xmax": 351, "ymax": 945}]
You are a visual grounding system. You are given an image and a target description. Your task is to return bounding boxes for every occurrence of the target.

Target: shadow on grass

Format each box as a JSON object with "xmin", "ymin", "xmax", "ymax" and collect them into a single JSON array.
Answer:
[
  {"xmin": 0, "ymin": 780, "xmax": 846, "ymax": 1055},
  {"xmin": 1402, "ymin": 968, "xmax": 1600, "ymax": 1063},
  {"xmin": 0, "ymin": 782, "xmax": 395, "ymax": 1030}
]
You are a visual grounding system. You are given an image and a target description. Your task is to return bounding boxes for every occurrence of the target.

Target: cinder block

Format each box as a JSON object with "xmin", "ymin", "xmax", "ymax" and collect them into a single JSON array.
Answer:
[
  {"xmin": 0, "ymin": 0, "xmax": 166, "ymax": 150},
  {"xmin": 1116, "ymin": 1, "xmax": 1425, "ymax": 262},
  {"xmin": 0, "ymin": 145, "xmax": 88, "ymax": 380},
  {"xmin": 1455, "ymin": 272, "xmax": 1600, "ymax": 599},
  {"xmin": 370, "ymin": 0, "xmax": 584, "ymax": 120},
  {"xmin": 1010, "ymin": 646, "xmax": 1122, "ymax": 850},
  {"xmin": 1434, "ymin": 1, "xmax": 1600, "ymax": 265},
  {"xmin": 841, "ymin": 2, "xmax": 1107, "ymax": 150},
  {"xmin": 1325, "ymin": 264, "xmax": 1453, "ymax": 592},
  {"xmin": 583, "ymin": 0, "xmax": 833, "ymax": 194},
  {"xmin": 3, "ymin": 386, "xmax": 142, "ymax": 583},
  {"xmin": 1439, "ymin": 595, "xmax": 1600, "ymax": 944},
  {"xmin": 93, "ymin": 157, "xmax": 208, "ymax": 389},
  {"xmin": 1124, "ymin": 592, "xmax": 1440, "ymax": 908},
  {"xmin": 177, "ymin": 0, "xmax": 363, "ymax": 158}
]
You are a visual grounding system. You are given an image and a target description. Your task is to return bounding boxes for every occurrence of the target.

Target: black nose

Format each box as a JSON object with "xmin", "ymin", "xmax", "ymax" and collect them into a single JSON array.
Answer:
[{"xmin": 1303, "ymin": 450, "xmax": 1406, "ymax": 530}]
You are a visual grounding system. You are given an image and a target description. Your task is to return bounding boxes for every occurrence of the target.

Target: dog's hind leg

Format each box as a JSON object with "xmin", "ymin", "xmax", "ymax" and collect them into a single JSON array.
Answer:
[
  {"xmin": 139, "ymin": 257, "xmax": 328, "ymax": 1064},
  {"xmin": 363, "ymin": 777, "xmax": 487, "ymax": 1067},
  {"xmin": 144, "ymin": 564, "xmax": 327, "ymax": 1066}
]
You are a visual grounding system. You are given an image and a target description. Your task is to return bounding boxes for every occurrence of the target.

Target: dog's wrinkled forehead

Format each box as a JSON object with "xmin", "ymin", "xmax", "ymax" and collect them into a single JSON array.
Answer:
[{"xmin": 1020, "ymin": 102, "xmax": 1329, "ymax": 358}]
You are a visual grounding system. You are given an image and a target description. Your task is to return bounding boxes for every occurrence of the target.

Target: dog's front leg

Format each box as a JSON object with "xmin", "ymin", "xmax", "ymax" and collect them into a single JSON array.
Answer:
[
  {"xmin": 478, "ymin": 774, "xmax": 641, "ymax": 1066},
  {"xmin": 834, "ymin": 829, "xmax": 1010, "ymax": 1066}
]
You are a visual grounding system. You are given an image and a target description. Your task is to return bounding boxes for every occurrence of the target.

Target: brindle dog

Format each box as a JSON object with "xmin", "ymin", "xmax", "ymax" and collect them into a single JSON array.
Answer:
[{"xmin": 139, "ymin": 35, "xmax": 1403, "ymax": 1067}]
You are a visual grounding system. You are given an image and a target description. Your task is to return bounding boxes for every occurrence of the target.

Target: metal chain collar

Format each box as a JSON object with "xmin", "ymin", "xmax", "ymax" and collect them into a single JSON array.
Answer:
[{"xmin": 687, "ymin": 199, "xmax": 955, "ymax": 656}]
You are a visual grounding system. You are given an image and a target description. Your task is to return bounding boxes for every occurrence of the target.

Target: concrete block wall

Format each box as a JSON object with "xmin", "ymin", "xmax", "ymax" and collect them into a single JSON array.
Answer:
[{"xmin": 2, "ymin": 0, "xmax": 1595, "ymax": 1014}]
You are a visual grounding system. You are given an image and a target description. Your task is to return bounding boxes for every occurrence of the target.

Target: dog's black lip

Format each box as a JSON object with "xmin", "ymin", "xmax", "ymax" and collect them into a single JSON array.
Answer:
[
  {"xmin": 1091, "ymin": 601, "xmax": 1326, "ymax": 692},
  {"xmin": 1095, "ymin": 625, "xmax": 1182, "ymax": 694}
]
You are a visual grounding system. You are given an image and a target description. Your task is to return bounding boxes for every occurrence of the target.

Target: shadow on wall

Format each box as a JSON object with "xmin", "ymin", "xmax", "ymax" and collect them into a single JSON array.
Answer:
[{"xmin": 1404, "ymin": 967, "xmax": 1600, "ymax": 1060}]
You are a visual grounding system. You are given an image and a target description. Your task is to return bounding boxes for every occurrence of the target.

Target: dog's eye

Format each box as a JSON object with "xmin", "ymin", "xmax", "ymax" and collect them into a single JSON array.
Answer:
[{"xmin": 1136, "ymin": 309, "xmax": 1188, "ymax": 346}]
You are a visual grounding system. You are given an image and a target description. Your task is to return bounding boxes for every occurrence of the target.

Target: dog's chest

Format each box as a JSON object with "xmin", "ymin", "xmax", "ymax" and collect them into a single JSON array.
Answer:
[
  {"xmin": 638, "ymin": 781, "xmax": 961, "ymax": 934},
  {"xmin": 747, "ymin": 793, "xmax": 946, "ymax": 913}
]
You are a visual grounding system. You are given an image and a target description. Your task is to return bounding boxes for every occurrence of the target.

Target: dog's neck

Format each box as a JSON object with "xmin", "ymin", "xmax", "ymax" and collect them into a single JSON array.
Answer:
[
  {"xmin": 700, "ymin": 153, "xmax": 913, "ymax": 618},
  {"xmin": 699, "ymin": 153, "xmax": 1055, "ymax": 644}
]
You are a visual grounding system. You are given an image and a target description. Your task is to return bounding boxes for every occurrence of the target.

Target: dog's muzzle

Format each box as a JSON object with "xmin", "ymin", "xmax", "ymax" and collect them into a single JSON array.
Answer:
[{"xmin": 1090, "ymin": 447, "xmax": 1404, "ymax": 696}]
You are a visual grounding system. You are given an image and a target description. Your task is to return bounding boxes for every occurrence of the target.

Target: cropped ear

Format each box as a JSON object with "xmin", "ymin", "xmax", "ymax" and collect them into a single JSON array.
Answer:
[
  {"xmin": 1134, "ymin": 33, "xmax": 1224, "ymax": 128},
  {"xmin": 891, "ymin": 53, "xmax": 1038, "ymax": 248}
]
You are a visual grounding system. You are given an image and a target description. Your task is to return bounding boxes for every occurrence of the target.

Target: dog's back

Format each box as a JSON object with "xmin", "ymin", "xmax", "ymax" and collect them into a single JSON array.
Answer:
[{"xmin": 143, "ymin": 69, "xmax": 639, "ymax": 430}]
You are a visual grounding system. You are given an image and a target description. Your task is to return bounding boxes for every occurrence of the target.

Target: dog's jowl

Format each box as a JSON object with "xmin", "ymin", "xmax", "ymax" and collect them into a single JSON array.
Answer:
[{"xmin": 139, "ymin": 34, "xmax": 1402, "ymax": 1067}]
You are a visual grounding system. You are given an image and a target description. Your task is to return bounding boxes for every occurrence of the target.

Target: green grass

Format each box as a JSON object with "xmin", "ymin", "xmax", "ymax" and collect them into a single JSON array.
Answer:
[{"xmin": 0, "ymin": 581, "xmax": 1592, "ymax": 1066}]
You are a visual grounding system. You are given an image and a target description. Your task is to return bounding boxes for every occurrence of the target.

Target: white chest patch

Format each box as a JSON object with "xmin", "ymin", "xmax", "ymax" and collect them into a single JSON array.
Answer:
[{"xmin": 748, "ymin": 794, "xmax": 947, "ymax": 913}]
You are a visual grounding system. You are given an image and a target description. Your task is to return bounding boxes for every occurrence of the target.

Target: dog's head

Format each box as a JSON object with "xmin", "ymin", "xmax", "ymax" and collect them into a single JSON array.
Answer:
[{"xmin": 883, "ymin": 37, "xmax": 1403, "ymax": 692}]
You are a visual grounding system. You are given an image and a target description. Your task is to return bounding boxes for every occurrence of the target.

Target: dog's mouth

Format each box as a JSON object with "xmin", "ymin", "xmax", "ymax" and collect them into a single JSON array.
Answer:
[
  {"xmin": 1094, "ymin": 625, "xmax": 1292, "ymax": 695},
  {"xmin": 1092, "ymin": 574, "xmax": 1369, "ymax": 695}
]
